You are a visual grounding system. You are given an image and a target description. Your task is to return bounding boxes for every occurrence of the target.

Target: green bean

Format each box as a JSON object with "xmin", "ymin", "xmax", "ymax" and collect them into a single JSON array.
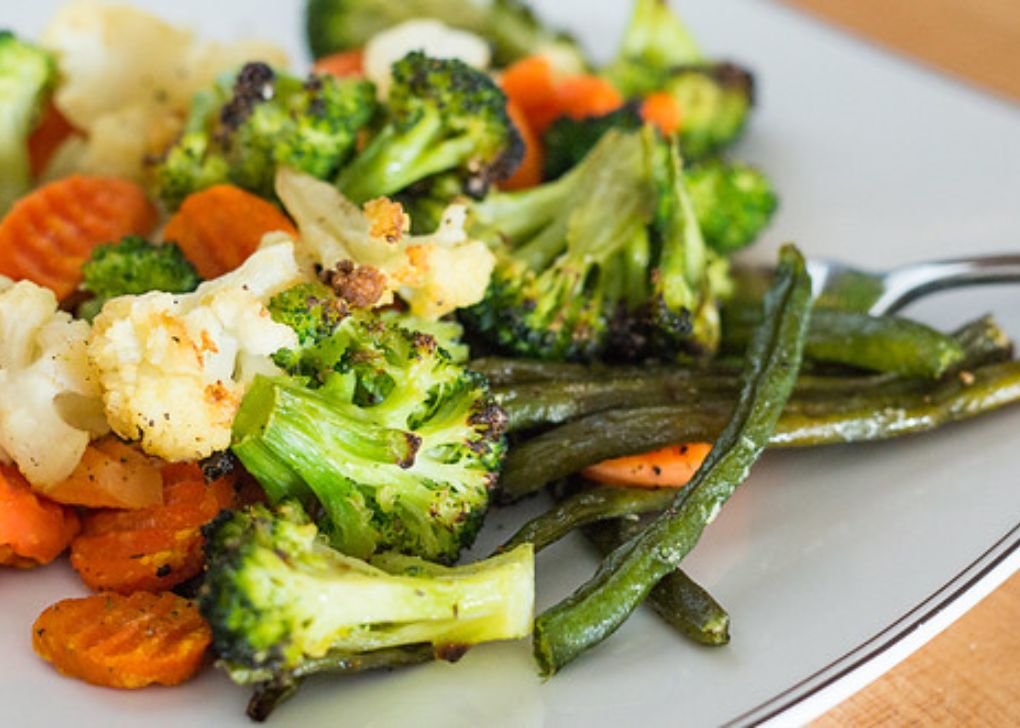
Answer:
[
  {"xmin": 499, "ymin": 360, "xmax": 1020, "ymax": 500},
  {"xmin": 532, "ymin": 244, "xmax": 812, "ymax": 675},
  {"xmin": 495, "ymin": 373, "xmax": 737, "ymax": 432},
  {"xmin": 584, "ymin": 520, "xmax": 730, "ymax": 646},
  {"xmin": 245, "ymin": 644, "xmax": 435, "ymax": 721},
  {"xmin": 499, "ymin": 486, "xmax": 675, "ymax": 553},
  {"xmin": 724, "ymin": 305, "xmax": 964, "ymax": 378},
  {"xmin": 951, "ymin": 315, "xmax": 1014, "ymax": 370}
]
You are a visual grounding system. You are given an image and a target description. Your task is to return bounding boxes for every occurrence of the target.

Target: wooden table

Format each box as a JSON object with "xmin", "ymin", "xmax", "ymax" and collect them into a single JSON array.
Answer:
[{"xmin": 779, "ymin": 1, "xmax": 1020, "ymax": 722}]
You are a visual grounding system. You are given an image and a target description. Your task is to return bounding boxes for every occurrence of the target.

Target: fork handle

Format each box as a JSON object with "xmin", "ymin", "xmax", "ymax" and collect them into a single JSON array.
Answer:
[{"xmin": 872, "ymin": 255, "xmax": 1020, "ymax": 315}]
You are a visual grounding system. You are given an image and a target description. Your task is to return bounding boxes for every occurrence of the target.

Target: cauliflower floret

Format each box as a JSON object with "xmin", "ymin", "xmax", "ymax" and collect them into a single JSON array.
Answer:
[
  {"xmin": 88, "ymin": 243, "xmax": 304, "ymax": 462},
  {"xmin": 40, "ymin": 1, "xmax": 288, "ymax": 182},
  {"xmin": 275, "ymin": 168, "xmax": 495, "ymax": 320},
  {"xmin": 364, "ymin": 20, "xmax": 491, "ymax": 99},
  {"xmin": 0, "ymin": 277, "xmax": 108, "ymax": 488}
]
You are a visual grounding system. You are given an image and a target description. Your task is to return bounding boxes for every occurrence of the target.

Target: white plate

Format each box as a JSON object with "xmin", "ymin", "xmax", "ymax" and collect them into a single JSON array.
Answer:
[{"xmin": 3, "ymin": 1, "xmax": 1020, "ymax": 726}]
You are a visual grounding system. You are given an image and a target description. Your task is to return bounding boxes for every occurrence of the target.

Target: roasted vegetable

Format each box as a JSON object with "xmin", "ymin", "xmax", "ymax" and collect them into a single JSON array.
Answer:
[
  {"xmin": 231, "ymin": 283, "xmax": 507, "ymax": 562},
  {"xmin": 337, "ymin": 52, "xmax": 523, "ymax": 204},
  {"xmin": 77, "ymin": 236, "xmax": 201, "ymax": 321},
  {"xmin": 156, "ymin": 62, "xmax": 377, "ymax": 209},
  {"xmin": 305, "ymin": 0, "xmax": 586, "ymax": 70},
  {"xmin": 199, "ymin": 502, "xmax": 534, "ymax": 694},
  {"xmin": 0, "ymin": 31, "xmax": 55, "ymax": 212}
]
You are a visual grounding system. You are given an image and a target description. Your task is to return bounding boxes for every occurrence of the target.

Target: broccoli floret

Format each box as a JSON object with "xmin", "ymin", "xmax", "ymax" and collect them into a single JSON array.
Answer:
[
  {"xmin": 77, "ymin": 236, "xmax": 201, "ymax": 321},
  {"xmin": 600, "ymin": 0, "xmax": 754, "ymax": 161},
  {"xmin": 306, "ymin": 0, "xmax": 586, "ymax": 70},
  {"xmin": 336, "ymin": 52, "xmax": 523, "ymax": 204},
  {"xmin": 542, "ymin": 103, "xmax": 643, "ymax": 181},
  {"xmin": 464, "ymin": 126, "xmax": 723, "ymax": 361},
  {"xmin": 156, "ymin": 63, "xmax": 377, "ymax": 209},
  {"xmin": 603, "ymin": 0, "xmax": 702, "ymax": 95},
  {"xmin": 0, "ymin": 31, "xmax": 56, "ymax": 213},
  {"xmin": 663, "ymin": 63, "xmax": 755, "ymax": 161},
  {"xmin": 232, "ymin": 283, "xmax": 507, "ymax": 562},
  {"xmin": 687, "ymin": 159, "xmax": 778, "ymax": 255},
  {"xmin": 199, "ymin": 501, "xmax": 534, "ymax": 689}
]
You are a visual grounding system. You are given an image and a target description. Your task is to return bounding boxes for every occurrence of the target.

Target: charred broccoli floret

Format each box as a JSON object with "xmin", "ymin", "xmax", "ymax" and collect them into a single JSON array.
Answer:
[
  {"xmin": 687, "ymin": 158, "xmax": 778, "ymax": 255},
  {"xmin": 542, "ymin": 103, "xmax": 643, "ymax": 181},
  {"xmin": 231, "ymin": 282, "xmax": 507, "ymax": 563},
  {"xmin": 305, "ymin": 0, "xmax": 586, "ymax": 70},
  {"xmin": 463, "ymin": 126, "xmax": 724, "ymax": 361},
  {"xmin": 337, "ymin": 52, "xmax": 523, "ymax": 204},
  {"xmin": 0, "ymin": 31, "xmax": 56, "ymax": 213},
  {"xmin": 77, "ymin": 236, "xmax": 201, "ymax": 321},
  {"xmin": 199, "ymin": 501, "xmax": 534, "ymax": 689},
  {"xmin": 156, "ymin": 62, "xmax": 377, "ymax": 209}
]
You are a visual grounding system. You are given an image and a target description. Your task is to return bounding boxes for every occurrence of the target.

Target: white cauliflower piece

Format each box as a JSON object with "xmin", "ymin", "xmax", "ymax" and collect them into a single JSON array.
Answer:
[
  {"xmin": 0, "ymin": 277, "xmax": 108, "ymax": 488},
  {"xmin": 276, "ymin": 168, "xmax": 495, "ymax": 320},
  {"xmin": 364, "ymin": 20, "xmax": 491, "ymax": 99},
  {"xmin": 88, "ymin": 243, "xmax": 304, "ymax": 462},
  {"xmin": 40, "ymin": 1, "xmax": 288, "ymax": 182}
]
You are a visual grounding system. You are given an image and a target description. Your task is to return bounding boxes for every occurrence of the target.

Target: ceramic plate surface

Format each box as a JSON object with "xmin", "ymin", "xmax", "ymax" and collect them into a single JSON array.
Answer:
[{"xmin": 3, "ymin": 1, "xmax": 1019, "ymax": 726}]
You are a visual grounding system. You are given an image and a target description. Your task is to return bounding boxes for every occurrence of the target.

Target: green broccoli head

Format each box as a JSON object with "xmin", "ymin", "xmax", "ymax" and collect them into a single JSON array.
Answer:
[
  {"xmin": 603, "ymin": 0, "xmax": 703, "ymax": 96},
  {"xmin": 0, "ymin": 31, "xmax": 56, "ymax": 213},
  {"xmin": 155, "ymin": 62, "xmax": 377, "ymax": 209},
  {"xmin": 464, "ymin": 127, "xmax": 729, "ymax": 362},
  {"xmin": 542, "ymin": 103, "xmax": 643, "ymax": 181},
  {"xmin": 337, "ymin": 52, "xmax": 523, "ymax": 204},
  {"xmin": 199, "ymin": 501, "xmax": 534, "ymax": 686},
  {"xmin": 305, "ymin": 0, "xmax": 586, "ymax": 70},
  {"xmin": 232, "ymin": 283, "xmax": 507, "ymax": 562},
  {"xmin": 77, "ymin": 236, "xmax": 201, "ymax": 321},
  {"xmin": 687, "ymin": 158, "xmax": 778, "ymax": 255},
  {"xmin": 665, "ymin": 63, "xmax": 754, "ymax": 161}
]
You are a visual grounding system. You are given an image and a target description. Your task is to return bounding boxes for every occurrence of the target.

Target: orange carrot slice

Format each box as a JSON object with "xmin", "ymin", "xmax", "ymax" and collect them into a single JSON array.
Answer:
[
  {"xmin": 314, "ymin": 49, "xmax": 365, "ymax": 78},
  {"xmin": 501, "ymin": 56, "xmax": 563, "ymax": 135},
  {"xmin": 500, "ymin": 100, "xmax": 544, "ymax": 190},
  {"xmin": 0, "ymin": 175, "xmax": 158, "ymax": 300},
  {"xmin": 641, "ymin": 92, "xmax": 683, "ymax": 135},
  {"xmin": 42, "ymin": 436, "xmax": 163, "ymax": 510},
  {"xmin": 555, "ymin": 75, "xmax": 624, "ymax": 122},
  {"xmin": 70, "ymin": 469, "xmax": 237, "ymax": 593},
  {"xmin": 163, "ymin": 184, "xmax": 298, "ymax": 279},
  {"xmin": 582, "ymin": 443, "xmax": 712, "ymax": 488},
  {"xmin": 27, "ymin": 102, "xmax": 79, "ymax": 179},
  {"xmin": 0, "ymin": 465, "xmax": 80, "ymax": 568},
  {"xmin": 32, "ymin": 591, "xmax": 211, "ymax": 689}
]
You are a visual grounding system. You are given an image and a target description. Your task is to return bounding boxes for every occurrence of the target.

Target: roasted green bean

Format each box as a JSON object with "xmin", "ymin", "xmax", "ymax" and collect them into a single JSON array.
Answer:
[
  {"xmin": 499, "ymin": 360, "xmax": 1020, "ymax": 500},
  {"xmin": 532, "ymin": 244, "xmax": 811, "ymax": 675},
  {"xmin": 584, "ymin": 520, "xmax": 730, "ymax": 646}
]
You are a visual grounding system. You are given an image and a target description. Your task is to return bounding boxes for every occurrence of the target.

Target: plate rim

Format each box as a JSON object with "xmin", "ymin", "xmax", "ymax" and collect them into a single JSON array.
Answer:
[{"xmin": 725, "ymin": 521, "xmax": 1020, "ymax": 726}]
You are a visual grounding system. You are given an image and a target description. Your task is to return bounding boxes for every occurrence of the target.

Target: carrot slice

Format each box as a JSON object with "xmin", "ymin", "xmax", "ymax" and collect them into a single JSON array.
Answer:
[
  {"xmin": 582, "ymin": 443, "xmax": 712, "ymax": 489},
  {"xmin": 500, "ymin": 100, "xmax": 544, "ymax": 190},
  {"xmin": 27, "ymin": 102, "xmax": 79, "ymax": 179},
  {"xmin": 555, "ymin": 75, "xmax": 624, "ymax": 122},
  {"xmin": 641, "ymin": 91, "xmax": 683, "ymax": 135},
  {"xmin": 0, "ymin": 175, "xmax": 158, "ymax": 301},
  {"xmin": 314, "ymin": 49, "xmax": 365, "ymax": 78},
  {"xmin": 32, "ymin": 591, "xmax": 211, "ymax": 689},
  {"xmin": 70, "ymin": 470, "xmax": 237, "ymax": 593},
  {"xmin": 42, "ymin": 436, "xmax": 163, "ymax": 510},
  {"xmin": 0, "ymin": 465, "xmax": 80, "ymax": 568},
  {"xmin": 500, "ymin": 56, "xmax": 563, "ymax": 135},
  {"xmin": 162, "ymin": 185, "xmax": 298, "ymax": 279}
]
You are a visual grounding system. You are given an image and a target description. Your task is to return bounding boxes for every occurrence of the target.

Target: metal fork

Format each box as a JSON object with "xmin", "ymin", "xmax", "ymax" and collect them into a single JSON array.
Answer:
[{"xmin": 806, "ymin": 254, "xmax": 1020, "ymax": 316}]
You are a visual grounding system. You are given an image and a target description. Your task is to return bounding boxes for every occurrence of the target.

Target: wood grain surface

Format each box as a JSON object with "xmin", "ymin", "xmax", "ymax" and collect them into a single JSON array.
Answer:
[
  {"xmin": 814, "ymin": 571, "xmax": 1020, "ymax": 725},
  {"xmin": 779, "ymin": 1, "xmax": 1020, "ymax": 722},
  {"xmin": 779, "ymin": 0, "xmax": 1020, "ymax": 102}
]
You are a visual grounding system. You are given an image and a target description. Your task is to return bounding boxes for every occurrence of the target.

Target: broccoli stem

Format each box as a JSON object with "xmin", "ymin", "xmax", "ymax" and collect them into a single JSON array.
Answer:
[{"xmin": 233, "ymin": 376, "xmax": 426, "ymax": 557}]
